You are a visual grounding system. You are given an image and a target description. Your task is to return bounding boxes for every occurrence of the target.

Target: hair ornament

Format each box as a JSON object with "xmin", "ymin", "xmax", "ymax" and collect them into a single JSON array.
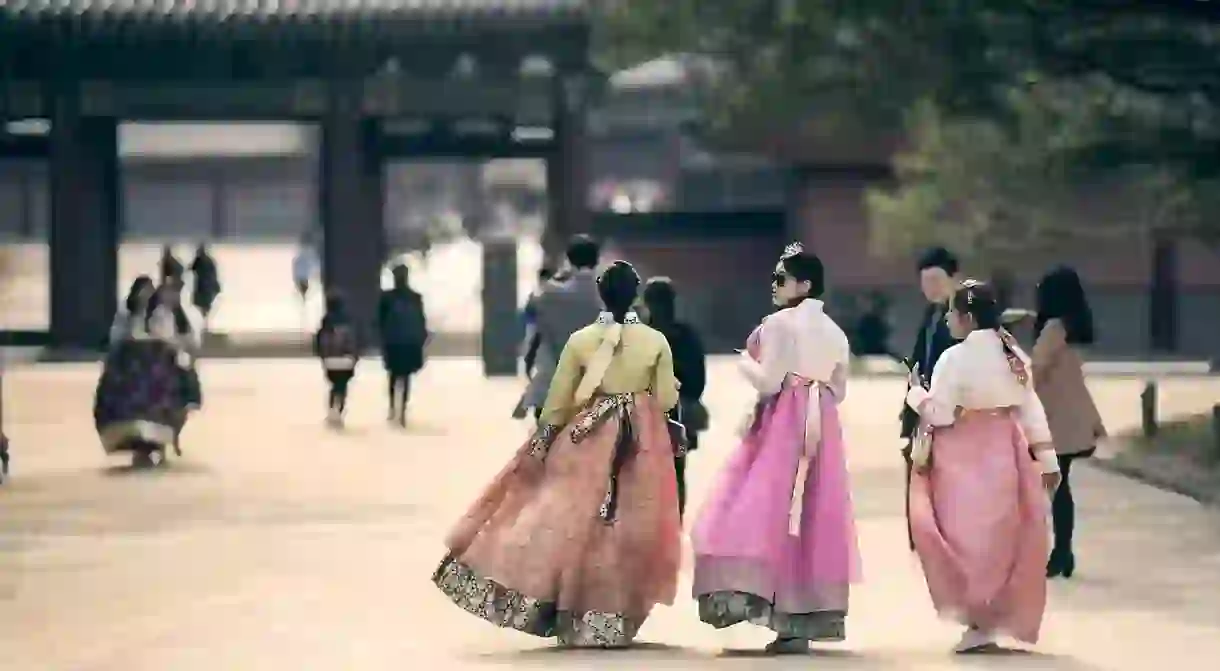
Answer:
[
  {"xmin": 780, "ymin": 241, "xmax": 804, "ymax": 260},
  {"xmin": 961, "ymin": 278, "xmax": 982, "ymax": 305}
]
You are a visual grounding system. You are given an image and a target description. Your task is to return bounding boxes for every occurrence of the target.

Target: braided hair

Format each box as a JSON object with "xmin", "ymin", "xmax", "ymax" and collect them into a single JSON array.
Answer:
[
  {"xmin": 952, "ymin": 279, "xmax": 1029, "ymax": 386},
  {"xmin": 597, "ymin": 261, "xmax": 641, "ymax": 323}
]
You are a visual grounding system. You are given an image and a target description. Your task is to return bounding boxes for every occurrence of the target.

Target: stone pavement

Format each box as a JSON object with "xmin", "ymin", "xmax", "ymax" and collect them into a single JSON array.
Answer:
[{"xmin": 1, "ymin": 359, "xmax": 1218, "ymax": 670}]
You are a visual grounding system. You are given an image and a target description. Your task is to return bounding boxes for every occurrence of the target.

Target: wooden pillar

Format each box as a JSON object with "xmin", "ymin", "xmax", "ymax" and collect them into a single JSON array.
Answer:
[
  {"xmin": 319, "ymin": 79, "xmax": 385, "ymax": 338},
  {"xmin": 17, "ymin": 167, "xmax": 34, "ymax": 239},
  {"xmin": 1149, "ymin": 234, "xmax": 1179, "ymax": 353},
  {"xmin": 210, "ymin": 166, "xmax": 227, "ymax": 239},
  {"xmin": 544, "ymin": 75, "xmax": 591, "ymax": 264},
  {"xmin": 481, "ymin": 237, "xmax": 520, "ymax": 376},
  {"xmin": 48, "ymin": 87, "xmax": 118, "ymax": 350},
  {"xmin": 784, "ymin": 167, "xmax": 810, "ymax": 244}
]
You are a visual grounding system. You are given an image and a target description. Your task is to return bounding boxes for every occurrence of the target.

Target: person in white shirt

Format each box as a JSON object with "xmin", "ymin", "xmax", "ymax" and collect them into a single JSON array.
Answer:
[
  {"xmin": 692, "ymin": 243, "xmax": 860, "ymax": 655},
  {"xmin": 905, "ymin": 279, "xmax": 1061, "ymax": 654}
]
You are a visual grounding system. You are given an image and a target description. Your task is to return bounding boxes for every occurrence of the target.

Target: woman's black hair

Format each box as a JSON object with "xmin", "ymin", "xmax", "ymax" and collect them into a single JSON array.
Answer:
[
  {"xmin": 780, "ymin": 251, "xmax": 826, "ymax": 299},
  {"xmin": 950, "ymin": 279, "xmax": 1002, "ymax": 330},
  {"xmin": 1034, "ymin": 266, "xmax": 1095, "ymax": 345},
  {"xmin": 916, "ymin": 246, "xmax": 960, "ymax": 276},
  {"xmin": 642, "ymin": 276, "xmax": 677, "ymax": 325},
  {"xmin": 125, "ymin": 275, "xmax": 154, "ymax": 314},
  {"xmin": 145, "ymin": 282, "xmax": 192, "ymax": 335},
  {"xmin": 597, "ymin": 260, "xmax": 641, "ymax": 323},
  {"xmin": 953, "ymin": 279, "xmax": 1029, "ymax": 383}
]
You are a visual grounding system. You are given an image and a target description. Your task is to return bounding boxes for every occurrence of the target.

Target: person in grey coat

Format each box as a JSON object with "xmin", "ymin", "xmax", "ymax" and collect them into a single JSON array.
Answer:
[{"xmin": 516, "ymin": 235, "xmax": 603, "ymax": 420}]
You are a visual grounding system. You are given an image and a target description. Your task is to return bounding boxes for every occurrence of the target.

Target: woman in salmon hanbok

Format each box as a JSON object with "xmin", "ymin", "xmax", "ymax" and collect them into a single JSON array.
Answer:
[
  {"xmin": 432, "ymin": 261, "xmax": 683, "ymax": 648},
  {"xmin": 692, "ymin": 243, "xmax": 861, "ymax": 655},
  {"xmin": 905, "ymin": 279, "xmax": 1061, "ymax": 653}
]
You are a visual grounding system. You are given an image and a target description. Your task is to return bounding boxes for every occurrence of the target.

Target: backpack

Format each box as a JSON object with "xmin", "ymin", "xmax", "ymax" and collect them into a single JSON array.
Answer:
[
  {"xmin": 382, "ymin": 292, "xmax": 426, "ymax": 346},
  {"xmin": 319, "ymin": 324, "xmax": 357, "ymax": 358}
]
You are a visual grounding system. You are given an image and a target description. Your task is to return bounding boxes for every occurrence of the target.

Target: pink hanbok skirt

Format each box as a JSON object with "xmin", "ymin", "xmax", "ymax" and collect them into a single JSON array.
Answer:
[
  {"xmin": 692, "ymin": 378, "xmax": 860, "ymax": 640},
  {"xmin": 909, "ymin": 410, "xmax": 1049, "ymax": 644},
  {"xmin": 432, "ymin": 393, "xmax": 682, "ymax": 648}
]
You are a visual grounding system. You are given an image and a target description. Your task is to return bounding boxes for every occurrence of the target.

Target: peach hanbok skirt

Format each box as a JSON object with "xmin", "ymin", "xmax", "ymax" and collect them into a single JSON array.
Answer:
[
  {"xmin": 432, "ymin": 393, "xmax": 682, "ymax": 647},
  {"xmin": 909, "ymin": 410, "xmax": 1049, "ymax": 644}
]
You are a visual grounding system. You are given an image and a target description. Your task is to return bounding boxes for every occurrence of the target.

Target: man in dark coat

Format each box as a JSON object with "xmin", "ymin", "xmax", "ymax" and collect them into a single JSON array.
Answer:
[
  {"xmin": 189, "ymin": 244, "xmax": 221, "ymax": 334},
  {"xmin": 378, "ymin": 264, "xmax": 428, "ymax": 427},
  {"xmin": 901, "ymin": 247, "xmax": 961, "ymax": 548}
]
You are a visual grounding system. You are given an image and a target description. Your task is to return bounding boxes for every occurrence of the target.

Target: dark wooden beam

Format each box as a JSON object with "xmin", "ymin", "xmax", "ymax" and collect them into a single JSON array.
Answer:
[
  {"xmin": 378, "ymin": 132, "xmax": 555, "ymax": 159},
  {"xmin": 0, "ymin": 134, "xmax": 48, "ymax": 159}
]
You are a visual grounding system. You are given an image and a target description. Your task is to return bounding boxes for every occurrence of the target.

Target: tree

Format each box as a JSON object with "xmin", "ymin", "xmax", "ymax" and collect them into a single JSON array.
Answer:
[
  {"xmin": 867, "ymin": 82, "xmax": 1212, "ymax": 269},
  {"xmin": 601, "ymin": 1, "xmax": 1220, "ymax": 248}
]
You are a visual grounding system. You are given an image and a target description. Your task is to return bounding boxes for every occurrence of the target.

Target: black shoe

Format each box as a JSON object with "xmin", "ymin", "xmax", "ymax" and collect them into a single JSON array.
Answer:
[{"xmin": 1047, "ymin": 552, "xmax": 1076, "ymax": 579}]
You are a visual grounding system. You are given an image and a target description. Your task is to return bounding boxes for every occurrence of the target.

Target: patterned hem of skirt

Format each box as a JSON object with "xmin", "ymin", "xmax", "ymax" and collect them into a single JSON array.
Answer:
[
  {"xmin": 696, "ymin": 591, "xmax": 847, "ymax": 641},
  {"xmin": 97, "ymin": 420, "xmax": 178, "ymax": 453},
  {"xmin": 431, "ymin": 553, "xmax": 640, "ymax": 648}
]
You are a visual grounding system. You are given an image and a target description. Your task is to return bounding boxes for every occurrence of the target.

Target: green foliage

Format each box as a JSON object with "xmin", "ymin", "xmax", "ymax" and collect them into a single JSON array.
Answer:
[{"xmin": 600, "ymin": 1, "xmax": 1220, "ymax": 254}]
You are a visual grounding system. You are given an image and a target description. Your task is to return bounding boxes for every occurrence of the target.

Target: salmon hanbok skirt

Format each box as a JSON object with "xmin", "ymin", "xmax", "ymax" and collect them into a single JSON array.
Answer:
[
  {"xmin": 432, "ymin": 393, "xmax": 682, "ymax": 647},
  {"xmin": 909, "ymin": 410, "xmax": 1049, "ymax": 644}
]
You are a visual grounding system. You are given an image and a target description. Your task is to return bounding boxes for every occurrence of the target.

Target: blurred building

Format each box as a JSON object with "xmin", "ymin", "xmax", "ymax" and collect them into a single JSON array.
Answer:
[
  {"xmin": 585, "ymin": 55, "xmax": 1220, "ymax": 361},
  {"xmin": 4, "ymin": 50, "xmax": 1218, "ymax": 359}
]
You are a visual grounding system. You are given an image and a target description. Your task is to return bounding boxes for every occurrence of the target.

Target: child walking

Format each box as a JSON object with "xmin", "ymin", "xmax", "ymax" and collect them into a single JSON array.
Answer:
[{"xmin": 315, "ymin": 292, "xmax": 361, "ymax": 427}]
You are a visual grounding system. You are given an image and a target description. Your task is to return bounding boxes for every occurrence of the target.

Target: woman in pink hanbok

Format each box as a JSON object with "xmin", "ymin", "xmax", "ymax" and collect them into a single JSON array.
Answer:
[
  {"xmin": 692, "ymin": 243, "xmax": 860, "ymax": 655},
  {"xmin": 905, "ymin": 280, "xmax": 1062, "ymax": 653}
]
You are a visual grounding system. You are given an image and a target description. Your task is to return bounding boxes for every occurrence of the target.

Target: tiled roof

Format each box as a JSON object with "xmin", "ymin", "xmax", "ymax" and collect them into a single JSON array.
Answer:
[{"xmin": 0, "ymin": 0, "xmax": 587, "ymax": 24}]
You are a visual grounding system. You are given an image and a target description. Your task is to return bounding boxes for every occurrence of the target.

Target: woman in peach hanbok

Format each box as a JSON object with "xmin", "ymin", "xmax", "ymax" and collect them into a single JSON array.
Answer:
[
  {"xmin": 432, "ymin": 261, "xmax": 683, "ymax": 648},
  {"xmin": 692, "ymin": 244, "xmax": 861, "ymax": 655},
  {"xmin": 905, "ymin": 280, "xmax": 1062, "ymax": 653}
]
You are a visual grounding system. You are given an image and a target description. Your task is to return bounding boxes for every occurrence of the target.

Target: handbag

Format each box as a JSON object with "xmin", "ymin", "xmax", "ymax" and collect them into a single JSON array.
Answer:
[
  {"xmin": 910, "ymin": 423, "xmax": 933, "ymax": 470},
  {"xmin": 679, "ymin": 398, "xmax": 709, "ymax": 432},
  {"xmin": 667, "ymin": 417, "xmax": 689, "ymax": 457}
]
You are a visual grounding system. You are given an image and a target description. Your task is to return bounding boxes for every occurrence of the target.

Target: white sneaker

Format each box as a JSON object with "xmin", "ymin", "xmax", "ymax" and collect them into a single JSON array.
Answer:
[{"xmin": 954, "ymin": 627, "xmax": 995, "ymax": 653}]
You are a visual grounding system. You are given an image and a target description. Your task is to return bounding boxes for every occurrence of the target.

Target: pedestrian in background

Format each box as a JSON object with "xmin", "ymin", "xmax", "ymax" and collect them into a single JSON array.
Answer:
[
  {"xmin": 1032, "ymin": 266, "xmax": 1106, "ymax": 579},
  {"xmin": 641, "ymin": 276, "xmax": 707, "ymax": 518},
  {"xmin": 315, "ymin": 292, "xmax": 361, "ymax": 428}
]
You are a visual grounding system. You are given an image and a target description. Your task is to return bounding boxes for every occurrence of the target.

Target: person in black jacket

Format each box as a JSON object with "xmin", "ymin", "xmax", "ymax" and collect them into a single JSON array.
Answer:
[
  {"xmin": 641, "ymin": 276, "xmax": 707, "ymax": 518},
  {"xmin": 378, "ymin": 264, "xmax": 428, "ymax": 427},
  {"xmin": 189, "ymin": 243, "xmax": 221, "ymax": 335},
  {"xmin": 900, "ymin": 247, "xmax": 962, "ymax": 548}
]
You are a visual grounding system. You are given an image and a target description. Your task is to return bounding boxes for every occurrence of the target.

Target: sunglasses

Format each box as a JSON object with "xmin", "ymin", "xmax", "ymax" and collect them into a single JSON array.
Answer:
[{"xmin": 772, "ymin": 272, "xmax": 791, "ymax": 287}]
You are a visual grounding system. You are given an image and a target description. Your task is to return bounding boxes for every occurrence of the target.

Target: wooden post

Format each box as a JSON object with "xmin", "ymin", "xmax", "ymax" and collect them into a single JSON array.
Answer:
[
  {"xmin": 1141, "ymin": 380, "xmax": 1158, "ymax": 438},
  {"xmin": 0, "ymin": 354, "xmax": 8, "ymax": 483},
  {"xmin": 1212, "ymin": 404, "xmax": 1220, "ymax": 459}
]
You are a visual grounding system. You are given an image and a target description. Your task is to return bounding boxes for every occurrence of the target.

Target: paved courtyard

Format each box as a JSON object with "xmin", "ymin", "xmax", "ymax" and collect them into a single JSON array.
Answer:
[{"xmin": 1, "ymin": 358, "xmax": 1219, "ymax": 670}]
